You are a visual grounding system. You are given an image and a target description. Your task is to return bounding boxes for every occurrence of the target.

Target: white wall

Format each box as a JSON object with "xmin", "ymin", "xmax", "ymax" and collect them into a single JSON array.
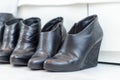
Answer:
[{"xmin": 0, "ymin": 0, "xmax": 18, "ymax": 16}]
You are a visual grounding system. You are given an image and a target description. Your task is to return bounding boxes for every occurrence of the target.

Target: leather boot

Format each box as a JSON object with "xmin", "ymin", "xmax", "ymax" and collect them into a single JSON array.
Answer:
[
  {"xmin": 44, "ymin": 15, "xmax": 103, "ymax": 72},
  {"xmin": 10, "ymin": 17, "xmax": 41, "ymax": 66},
  {"xmin": 0, "ymin": 19, "xmax": 22, "ymax": 63},
  {"xmin": 28, "ymin": 17, "xmax": 67, "ymax": 70},
  {"xmin": 0, "ymin": 13, "xmax": 14, "ymax": 47}
]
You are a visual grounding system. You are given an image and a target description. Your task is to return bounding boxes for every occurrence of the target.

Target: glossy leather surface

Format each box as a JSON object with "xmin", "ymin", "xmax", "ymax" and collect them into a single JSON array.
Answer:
[
  {"xmin": 0, "ymin": 13, "xmax": 14, "ymax": 47},
  {"xmin": 10, "ymin": 17, "xmax": 41, "ymax": 66},
  {"xmin": 44, "ymin": 15, "xmax": 103, "ymax": 72},
  {"xmin": 28, "ymin": 17, "xmax": 67, "ymax": 70},
  {"xmin": 0, "ymin": 19, "xmax": 22, "ymax": 63}
]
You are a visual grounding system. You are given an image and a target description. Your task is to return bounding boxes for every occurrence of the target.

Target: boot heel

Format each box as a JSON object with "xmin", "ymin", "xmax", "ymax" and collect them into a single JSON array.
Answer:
[{"xmin": 80, "ymin": 40, "xmax": 102, "ymax": 70}]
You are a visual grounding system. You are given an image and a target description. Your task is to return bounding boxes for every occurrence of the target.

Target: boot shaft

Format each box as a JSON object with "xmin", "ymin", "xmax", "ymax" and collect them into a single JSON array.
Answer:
[
  {"xmin": 37, "ymin": 17, "xmax": 67, "ymax": 55},
  {"xmin": 16, "ymin": 17, "xmax": 41, "ymax": 50},
  {"xmin": 0, "ymin": 13, "xmax": 14, "ymax": 47},
  {"xmin": 59, "ymin": 15, "xmax": 103, "ymax": 57},
  {"xmin": 1, "ymin": 19, "xmax": 22, "ymax": 49}
]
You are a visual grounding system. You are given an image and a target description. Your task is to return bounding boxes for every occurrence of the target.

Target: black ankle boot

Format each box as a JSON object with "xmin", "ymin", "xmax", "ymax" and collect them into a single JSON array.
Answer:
[
  {"xmin": 10, "ymin": 17, "xmax": 41, "ymax": 66},
  {"xmin": 44, "ymin": 15, "xmax": 103, "ymax": 72},
  {"xmin": 0, "ymin": 19, "xmax": 22, "ymax": 63},
  {"xmin": 0, "ymin": 13, "xmax": 14, "ymax": 47},
  {"xmin": 28, "ymin": 17, "xmax": 67, "ymax": 70}
]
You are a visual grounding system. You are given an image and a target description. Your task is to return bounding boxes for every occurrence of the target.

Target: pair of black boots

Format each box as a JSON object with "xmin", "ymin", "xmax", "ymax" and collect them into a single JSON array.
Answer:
[{"xmin": 0, "ymin": 13, "xmax": 103, "ymax": 72}]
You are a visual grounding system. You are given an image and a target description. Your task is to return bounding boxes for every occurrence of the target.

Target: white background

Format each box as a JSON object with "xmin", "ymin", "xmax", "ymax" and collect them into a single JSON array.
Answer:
[{"xmin": 0, "ymin": 0, "xmax": 120, "ymax": 80}]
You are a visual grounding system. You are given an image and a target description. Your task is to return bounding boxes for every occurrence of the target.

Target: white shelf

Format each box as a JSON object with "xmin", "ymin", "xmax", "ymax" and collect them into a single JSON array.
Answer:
[{"xmin": 0, "ymin": 64, "xmax": 120, "ymax": 80}]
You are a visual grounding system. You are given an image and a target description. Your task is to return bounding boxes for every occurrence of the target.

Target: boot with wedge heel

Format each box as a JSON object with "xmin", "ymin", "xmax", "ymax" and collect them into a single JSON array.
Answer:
[{"xmin": 44, "ymin": 15, "xmax": 103, "ymax": 72}]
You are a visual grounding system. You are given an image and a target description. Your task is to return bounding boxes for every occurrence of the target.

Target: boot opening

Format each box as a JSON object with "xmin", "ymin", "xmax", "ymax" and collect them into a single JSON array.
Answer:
[
  {"xmin": 69, "ymin": 15, "xmax": 97, "ymax": 34},
  {"xmin": 23, "ymin": 18, "xmax": 40, "ymax": 26},
  {"xmin": 41, "ymin": 17, "xmax": 63, "ymax": 32},
  {"xmin": 6, "ymin": 19, "xmax": 22, "ymax": 25}
]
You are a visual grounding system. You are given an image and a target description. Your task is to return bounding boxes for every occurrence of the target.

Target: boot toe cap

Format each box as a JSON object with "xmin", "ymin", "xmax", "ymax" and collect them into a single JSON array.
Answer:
[
  {"xmin": 10, "ymin": 54, "xmax": 28, "ymax": 66},
  {"xmin": 0, "ymin": 50, "xmax": 11, "ymax": 63},
  {"xmin": 28, "ymin": 58, "xmax": 44, "ymax": 70},
  {"xmin": 44, "ymin": 58, "xmax": 69, "ymax": 72},
  {"xmin": 0, "ymin": 56, "xmax": 10, "ymax": 63},
  {"xmin": 28, "ymin": 51, "xmax": 49, "ymax": 70},
  {"xmin": 44, "ymin": 54, "xmax": 79, "ymax": 72}
]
